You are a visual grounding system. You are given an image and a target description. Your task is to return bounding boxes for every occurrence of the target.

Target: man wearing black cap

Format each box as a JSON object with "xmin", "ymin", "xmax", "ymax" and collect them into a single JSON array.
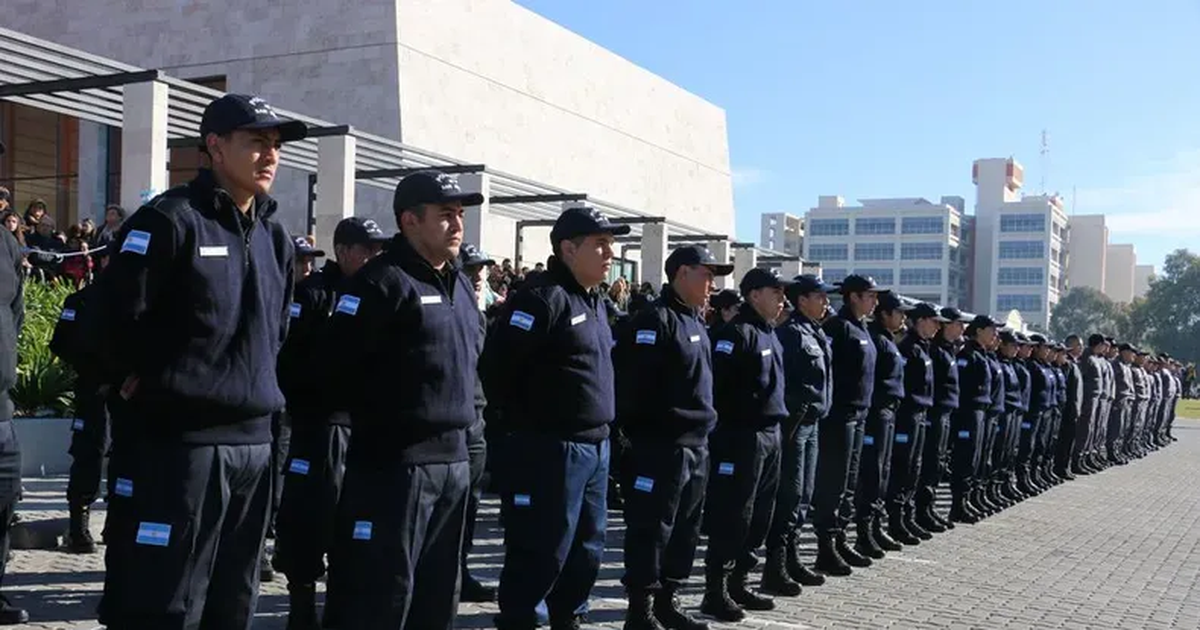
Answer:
[
  {"xmin": 887, "ymin": 303, "xmax": 943, "ymax": 544},
  {"xmin": 1130, "ymin": 352, "xmax": 1152, "ymax": 459},
  {"xmin": 322, "ymin": 170, "xmax": 483, "ymax": 629},
  {"xmin": 1107, "ymin": 343, "xmax": 1134, "ymax": 464},
  {"xmin": 762, "ymin": 274, "xmax": 834, "ymax": 598},
  {"xmin": 0, "ymin": 206, "xmax": 27, "ymax": 625},
  {"xmin": 706, "ymin": 289, "xmax": 741, "ymax": 331},
  {"xmin": 614, "ymin": 245, "xmax": 731, "ymax": 630},
  {"xmin": 914, "ymin": 307, "xmax": 969, "ymax": 533},
  {"xmin": 1073, "ymin": 335, "xmax": 1108, "ymax": 475},
  {"xmin": 993, "ymin": 331, "xmax": 1026, "ymax": 505},
  {"xmin": 1054, "ymin": 336, "xmax": 1085, "ymax": 481},
  {"xmin": 967, "ymin": 322, "xmax": 1005, "ymax": 517},
  {"xmin": 1039, "ymin": 345, "xmax": 1068, "ymax": 486},
  {"xmin": 1017, "ymin": 335, "xmax": 1054, "ymax": 494},
  {"xmin": 273, "ymin": 216, "xmax": 387, "ymax": 627},
  {"xmin": 812, "ymin": 275, "xmax": 879, "ymax": 575},
  {"xmin": 853, "ymin": 290, "xmax": 910, "ymax": 558},
  {"xmin": 948, "ymin": 315, "xmax": 997, "ymax": 523},
  {"xmin": 456, "ymin": 242, "xmax": 499, "ymax": 605},
  {"xmin": 482, "ymin": 206, "xmax": 627, "ymax": 630},
  {"xmin": 95, "ymin": 93, "xmax": 304, "ymax": 628},
  {"xmin": 699, "ymin": 268, "xmax": 790, "ymax": 621}
]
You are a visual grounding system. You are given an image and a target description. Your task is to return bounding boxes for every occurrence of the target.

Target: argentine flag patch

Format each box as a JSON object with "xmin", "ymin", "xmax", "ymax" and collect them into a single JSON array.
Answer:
[
  {"xmin": 715, "ymin": 340, "xmax": 734, "ymax": 355},
  {"xmin": 1021, "ymin": 422, "xmax": 1032, "ymax": 430},
  {"xmin": 352, "ymin": 521, "xmax": 373, "ymax": 541},
  {"xmin": 135, "ymin": 522, "xmax": 171, "ymax": 547},
  {"xmin": 718, "ymin": 462, "xmax": 735, "ymax": 476},
  {"xmin": 896, "ymin": 433, "xmax": 910, "ymax": 444},
  {"xmin": 513, "ymin": 494, "xmax": 532, "ymax": 507},
  {"xmin": 72, "ymin": 418, "xmax": 84, "ymax": 431},
  {"xmin": 336, "ymin": 295, "xmax": 361, "ymax": 316},
  {"xmin": 289, "ymin": 459, "xmax": 310, "ymax": 475},
  {"xmin": 509, "ymin": 310, "xmax": 535, "ymax": 331},
  {"xmin": 864, "ymin": 435, "xmax": 875, "ymax": 446},
  {"xmin": 636, "ymin": 330, "xmax": 657, "ymax": 345},
  {"xmin": 115, "ymin": 478, "xmax": 134, "ymax": 497},
  {"xmin": 121, "ymin": 230, "xmax": 152, "ymax": 255},
  {"xmin": 60, "ymin": 308, "xmax": 76, "ymax": 321},
  {"xmin": 957, "ymin": 359, "xmax": 968, "ymax": 367},
  {"xmin": 957, "ymin": 430, "xmax": 971, "ymax": 439},
  {"xmin": 633, "ymin": 476, "xmax": 655, "ymax": 493},
  {"xmin": 289, "ymin": 302, "xmax": 302, "ymax": 318}
]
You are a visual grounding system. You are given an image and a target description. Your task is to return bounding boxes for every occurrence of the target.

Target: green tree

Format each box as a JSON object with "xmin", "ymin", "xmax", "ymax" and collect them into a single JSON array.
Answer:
[
  {"xmin": 1132, "ymin": 249, "xmax": 1200, "ymax": 363},
  {"xmin": 1049, "ymin": 287, "xmax": 1123, "ymax": 340}
]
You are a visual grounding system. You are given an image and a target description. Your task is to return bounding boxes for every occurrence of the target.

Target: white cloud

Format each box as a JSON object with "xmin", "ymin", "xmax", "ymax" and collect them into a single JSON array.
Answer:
[
  {"xmin": 1073, "ymin": 150, "xmax": 1200, "ymax": 237},
  {"xmin": 731, "ymin": 167, "xmax": 768, "ymax": 187}
]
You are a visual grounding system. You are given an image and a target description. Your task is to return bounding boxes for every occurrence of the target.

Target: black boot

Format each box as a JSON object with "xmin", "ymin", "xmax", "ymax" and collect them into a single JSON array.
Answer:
[
  {"xmin": 853, "ymin": 519, "xmax": 885, "ymax": 560},
  {"xmin": 624, "ymin": 590, "xmax": 665, "ymax": 630},
  {"xmin": 902, "ymin": 505, "xmax": 933, "ymax": 540},
  {"xmin": 914, "ymin": 503, "xmax": 946, "ymax": 534},
  {"xmin": 461, "ymin": 570, "xmax": 497, "ymax": 603},
  {"xmin": 259, "ymin": 550, "xmax": 275, "ymax": 583},
  {"xmin": 699, "ymin": 567, "xmax": 744, "ymax": 622},
  {"xmin": 654, "ymin": 583, "xmax": 708, "ymax": 630},
  {"xmin": 886, "ymin": 506, "xmax": 919, "ymax": 545},
  {"xmin": 729, "ymin": 568, "xmax": 774, "ymax": 611},
  {"xmin": 987, "ymin": 480, "xmax": 1010, "ymax": 509},
  {"xmin": 285, "ymin": 582, "xmax": 319, "ymax": 630},
  {"xmin": 0, "ymin": 595, "xmax": 27, "ymax": 626},
  {"xmin": 973, "ymin": 486, "xmax": 997, "ymax": 516},
  {"xmin": 950, "ymin": 493, "xmax": 979, "ymax": 524},
  {"xmin": 785, "ymin": 537, "xmax": 825, "ymax": 586},
  {"xmin": 760, "ymin": 546, "xmax": 801, "ymax": 596},
  {"xmin": 836, "ymin": 530, "xmax": 873, "ymax": 568},
  {"xmin": 813, "ymin": 534, "xmax": 852, "ymax": 576},
  {"xmin": 873, "ymin": 512, "xmax": 904, "ymax": 550},
  {"xmin": 66, "ymin": 503, "xmax": 97, "ymax": 554}
]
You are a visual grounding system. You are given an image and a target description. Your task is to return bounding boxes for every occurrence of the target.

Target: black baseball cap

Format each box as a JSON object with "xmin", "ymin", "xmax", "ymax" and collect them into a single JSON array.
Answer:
[
  {"xmin": 999, "ymin": 330, "xmax": 1021, "ymax": 345},
  {"xmin": 709, "ymin": 289, "xmax": 742, "ymax": 310},
  {"xmin": 334, "ymin": 217, "xmax": 390, "ymax": 246},
  {"xmin": 1087, "ymin": 334, "xmax": 1108, "ymax": 347},
  {"xmin": 550, "ymin": 206, "xmax": 631, "ymax": 243},
  {"xmin": 876, "ymin": 290, "xmax": 914, "ymax": 313},
  {"xmin": 967, "ymin": 314, "xmax": 1001, "ymax": 331},
  {"xmin": 785, "ymin": 274, "xmax": 835, "ymax": 302},
  {"xmin": 1015, "ymin": 332, "xmax": 1030, "ymax": 344},
  {"xmin": 940, "ymin": 306, "xmax": 972, "ymax": 323},
  {"xmin": 665, "ymin": 245, "xmax": 734, "ymax": 279},
  {"xmin": 836, "ymin": 274, "xmax": 880, "ymax": 294},
  {"xmin": 292, "ymin": 236, "xmax": 325, "ymax": 258},
  {"xmin": 393, "ymin": 170, "xmax": 485, "ymax": 213},
  {"xmin": 459, "ymin": 242, "xmax": 495, "ymax": 268},
  {"xmin": 908, "ymin": 302, "xmax": 949, "ymax": 322},
  {"xmin": 199, "ymin": 94, "xmax": 308, "ymax": 146},
  {"xmin": 739, "ymin": 267, "xmax": 795, "ymax": 296},
  {"xmin": 1029, "ymin": 333, "xmax": 1048, "ymax": 345}
]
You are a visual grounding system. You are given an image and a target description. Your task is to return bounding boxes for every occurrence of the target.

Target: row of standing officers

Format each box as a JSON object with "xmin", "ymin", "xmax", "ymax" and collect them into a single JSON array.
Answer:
[{"xmin": 30, "ymin": 93, "xmax": 1185, "ymax": 630}]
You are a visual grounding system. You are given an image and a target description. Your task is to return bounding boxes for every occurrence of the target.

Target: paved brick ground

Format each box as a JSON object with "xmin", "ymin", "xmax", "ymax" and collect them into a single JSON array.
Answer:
[{"xmin": 5, "ymin": 420, "xmax": 1200, "ymax": 629}]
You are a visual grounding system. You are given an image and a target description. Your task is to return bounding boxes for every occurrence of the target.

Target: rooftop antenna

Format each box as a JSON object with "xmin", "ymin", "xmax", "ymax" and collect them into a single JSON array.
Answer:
[
  {"xmin": 1071, "ymin": 185, "xmax": 1077, "ymax": 216},
  {"xmin": 1040, "ymin": 129, "xmax": 1049, "ymax": 194}
]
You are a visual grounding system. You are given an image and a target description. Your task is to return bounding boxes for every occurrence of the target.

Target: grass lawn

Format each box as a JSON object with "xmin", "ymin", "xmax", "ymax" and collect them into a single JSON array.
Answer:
[{"xmin": 1176, "ymin": 399, "xmax": 1200, "ymax": 420}]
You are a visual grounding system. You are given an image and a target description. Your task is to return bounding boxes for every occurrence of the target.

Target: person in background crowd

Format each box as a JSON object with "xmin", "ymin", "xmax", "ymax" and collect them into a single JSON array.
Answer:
[
  {"xmin": 812, "ymin": 275, "xmax": 879, "ymax": 576},
  {"xmin": 701, "ymin": 268, "xmax": 791, "ymax": 621},
  {"xmin": 706, "ymin": 289, "xmax": 741, "ymax": 330},
  {"xmin": 95, "ymin": 93, "xmax": 304, "ymax": 629},
  {"xmin": 615, "ymin": 245, "xmax": 730, "ymax": 630},
  {"xmin": 23, "ymin": 199, "xmax": 47, "ymax": 231},
  {"xmin": 458, "ymin": 242, "xmax": 500, "ymax": 604},
  {"xmin": 887, "ymin": 303, "xmax": 944, "ymax": 544},
  {"xmin": 79, "ymin": 218, "xmax": 98, "ymax": 244},
  {"xmin": 292, "ymin": 236, "xmax": 325, "ymax": 283},
  {"xmin": 763, "ymin": 274, "xmax": 834, "ymax": 598},
  {"xmin": 483, "ymin": 206, "xmax": 625, "ymax": 630},
  {"xmin": 0, "ymin": 206, "xmax": 27, "ymax": 625},
  {"xmin": 26, "ymin": 216, "xmax": 64, "ymax": 280},
  {"xmin": 93, "ymin": 204, "xmax": 127, "ymax": 249},
  {"xmin": 0, "ymin": 211, "xmax": 17, "ymax": 241},
  {"xmin": 60, "ymin": 226, "xmax": 93, "ymax": 288},
  {"xmin": 608, "ymin": 276, "xmax": 631, "ymax": 313},
  {"xmin": 323, "ymin": 171, "xmax": 481, "ymax": 629},
  {"xmin": 0, "ymin": 187, "xmax": 10, "ymax": 215},
  {"xmin": 274, "ymin": 216, "xmax": 387, "ymax": 628},
  {"xmin": 949, "ymin": 315, "xmax": 997, "ymax": 524}
]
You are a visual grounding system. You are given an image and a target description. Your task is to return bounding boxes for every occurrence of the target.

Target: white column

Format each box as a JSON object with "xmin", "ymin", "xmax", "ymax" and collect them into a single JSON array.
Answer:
[
  {"xmin": 732, "ymin": 245, "xmax": 758, "ymax": 285},
  {"xmin": 640, "ymin": 221, "xmax": 668, "ymax": 290},
  {"xmin": 458, "ymin": 171, "xmax": 492, "ymax": 254},
  {"xmin": 119, "ymin": 81, "xmax": 169, "ymax": 212},
  {"xmin": 314, "ymin": 135, "xmax": 357, "ymax": 255},
  {"xmin": 779, "ymin": 257, "xmax": 802, "ymax": 279},
  {"xmin": 708, "ymin": 239, "xmax": 731, "ymax": 289},
  {"xmin": 76, "ymin": 121, "xmax": 108, "ymax": 222}
]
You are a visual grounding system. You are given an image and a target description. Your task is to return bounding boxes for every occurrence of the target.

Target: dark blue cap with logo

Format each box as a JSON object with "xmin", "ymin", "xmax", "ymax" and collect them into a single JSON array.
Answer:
[
  {"xmin": 292, "ymin": 236, "xmax": 325, "ymax": 258},
  {"xmin": 967, "ymin": 314, "xmax": 1001, "ymax": 331},
  {"xmin": 459, "ymin": 242, "xmax": 495, "ymax": 267},
  {"xmin": 835, "ymin": 274, "xmax": 880, "ymax": 294},
  {"xmin": 709, "ymin": 288, "xmax": 742, "ymax": 310},
  {"xmin": 876, "ymin": 290, "xmax": 914, "ymax": 312},
  {"xmin": 786, "ymin": 274, "xmax": 835, "ymax": 301},
  {"xmin": 550, "ymin": 206, "xmax": 631, "ymax": 243},
  {"xmin": 200, "ymin": 94, "xmax": 308, "ymax": 145},
  {"xmin": 739, "ymin": 267, "xmax": 795, "ymax": 296},
  {"xmin": 908, "ymin": 302, "xmax": 949, "ymax": 322},
  {"xmin": 666, "ymin": 245, "xmax": 734, "ymax": 279},
  {"xmin": 940, "ymin": 306, "xmax": 972, "ymax": 323},
  {"xmin": 393, "ymin": 170, "xmax": 485, "ymax": 213},
  {"xmin": 334, "ymin": 216, "xmax": 390, "ymax": 246}
]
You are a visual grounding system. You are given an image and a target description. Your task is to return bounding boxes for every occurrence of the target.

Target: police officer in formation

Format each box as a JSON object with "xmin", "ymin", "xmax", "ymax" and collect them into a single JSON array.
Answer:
[{"xmin": 0, "ymin": 193, "xmax": 27, "ymax": 625}]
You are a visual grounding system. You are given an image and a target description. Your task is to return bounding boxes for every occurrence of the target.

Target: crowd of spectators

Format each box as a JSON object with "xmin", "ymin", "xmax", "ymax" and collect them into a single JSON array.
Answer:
[{"xmin": 0, "ymin": 186, "xmax": 125, "ymax": 287}]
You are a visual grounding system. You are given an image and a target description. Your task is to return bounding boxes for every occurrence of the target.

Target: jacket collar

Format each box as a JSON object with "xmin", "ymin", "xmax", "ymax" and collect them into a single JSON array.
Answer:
[
  {"xmin": 735, "ymin": 302, "xmax": 772, "ymax": 330},
  {"xmin": 659, "ymin": 283, "xmax": 698, "ymax": 317},
  {"xmin": 386, "ymin": 233, "xmax": 461, "ymax": 290},
  {"xmin": 189, "ymin": 168, "xmax": 278, "ymax": 227},
  {"xmin": 546, "ymin": 256, "xmax": 598, "ymax": 301}
]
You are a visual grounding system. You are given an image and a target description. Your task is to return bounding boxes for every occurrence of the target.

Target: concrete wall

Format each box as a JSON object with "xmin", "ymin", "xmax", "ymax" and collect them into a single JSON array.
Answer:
[
  {"xmin": 1134, "ymin": 264, "xmax": 1154, "ymax": 300},
  {"xmin": 1106, "ymin": 244, "xmax": 1136, "ymax": 304},
  {"xmin": 1067, "ymin": 214, "xmax": 1108, "ymax": 293}
]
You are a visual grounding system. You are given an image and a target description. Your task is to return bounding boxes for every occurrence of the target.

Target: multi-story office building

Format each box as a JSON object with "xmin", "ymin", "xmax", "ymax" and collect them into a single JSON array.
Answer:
[
  {"xmin": 970, "ymin": 158, "xmax": 1068, "ymax": 329},
  {"xmin": 1106, "ymin": 244, "xmax": 1137, "ymax": 303},
  {"xmin": 1067, "ymin": 214, "xmax": 1108, "ymax": 294},
  {"xmin": 759, "ymin": 212, "xmax": 804, "ymax": 256},
  {"xmin": 802, "ymin": 195, "xmax": 968, "ymax": 306},
  {"xmin": 1134, "ymin": 264, "xmax": 1154, "ymax": 299}
]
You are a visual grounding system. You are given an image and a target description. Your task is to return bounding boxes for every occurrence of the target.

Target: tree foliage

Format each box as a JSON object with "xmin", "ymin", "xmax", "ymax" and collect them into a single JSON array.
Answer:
[
  {"xmin": 1130, "ymin": 249, "xmax": 1200, "ymax": 363},
  {"xmin": 1049, "ymin": 287, "xmax": 1123, "ymax": 340}
]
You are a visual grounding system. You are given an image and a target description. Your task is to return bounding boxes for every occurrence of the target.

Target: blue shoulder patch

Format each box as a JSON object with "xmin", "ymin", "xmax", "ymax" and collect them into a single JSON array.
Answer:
[
  {"xmin": 715, "ymin": 340, "xmax": 735, "ymax": 355},
  {"xmin": 635, "ymin": 330, "xmax": 657, "ymax": 345},
  {"xmin": 510, "ymin": 310, "xmax": 535, "ymax": 331},
  {"xmin": 336, "ymin": 295, "xmax": 360, "ymax": 316},
  {"xmin": 120, "ymin": 230, "xmax": 152, "ymax": 255}
]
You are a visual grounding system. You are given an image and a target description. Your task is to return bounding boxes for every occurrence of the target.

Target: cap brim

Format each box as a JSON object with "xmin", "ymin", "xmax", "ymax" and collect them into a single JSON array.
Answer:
[
  {"xmin": 298, "ymin": 249, "xmax": 326, "ymax": 258},
  {"xmin": 444, "ymin": 192, "xmax": 486, "ymax": 207},
  {"xmin": 464, "ymin": 257, "xmax": 496, "ymax": 267},
  {"xmin": 239, "ymin": 119, "xmax": 309, "ymax": 143},
  {"xmin": 704, "ymin": 263, "xmax": 736, "ymax": 277}
]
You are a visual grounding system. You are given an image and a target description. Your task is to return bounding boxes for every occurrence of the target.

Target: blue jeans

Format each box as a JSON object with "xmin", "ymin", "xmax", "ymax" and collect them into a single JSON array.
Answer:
[{"xmin": 767, "ymin": 415, "xmax": 819, "ymax": 549}]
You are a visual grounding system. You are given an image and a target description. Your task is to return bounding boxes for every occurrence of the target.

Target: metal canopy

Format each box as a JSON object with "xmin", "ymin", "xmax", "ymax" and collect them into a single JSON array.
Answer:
[{"xmin": 0, "ymin": 26, "xmax": 738, "ymax": 246}]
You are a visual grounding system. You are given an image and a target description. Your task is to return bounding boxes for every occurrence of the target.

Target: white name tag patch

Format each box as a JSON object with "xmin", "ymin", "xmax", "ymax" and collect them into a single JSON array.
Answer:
[
  {"xmin": 570, "ymin": 313, "xmax": 588, "ymax": 326},
  {"xmin": 761, "ymin": 348, "xmax": 772, "ymax": 357},
  {"xmin": 199, "ymin": 245, "xmax": 228, "ymax": 258},
  {"xmin": 859, "ymin": 339, "xmax": 870, "ymax": 346},
  {"xmin": 419, "ymin": 295, "xmax": 442, "ymax": 305},
  {"xmin": 689, "ymin": 334, "xmax": 701, "ymax": 343}
]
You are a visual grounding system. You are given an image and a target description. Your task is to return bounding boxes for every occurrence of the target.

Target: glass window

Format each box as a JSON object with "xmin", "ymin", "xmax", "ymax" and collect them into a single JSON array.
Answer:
[
  {"xmin": 808, "ymin": 218, "xmax": 850, "ymax": 236},
  {"xmin": 900, "ymin": 242, "xmax": 944, "ymax": 260},
  {"xmin": 997, "ymin": 294, "xmax": 1043, "ymax": 313},
  {"xmin": 997, "ymin": 267, "xmax": 1045, "ymax": 286},
  {"xmin": 909, "ymin": 294, "xmax": 943, "ymax": 304},
  {"xmin": 809, "ymin": 244, "xmax": 849, "ymax": 261},
  {"xmin": 998, "ymin": 240, "xmax": 1045, "ymax": 260},
  {"xmin": 821, "ymin": 268, "xmax": 848, "ymax": 282},
  {"xmin": 1000, "ymin": 213, "xmax": 1046, "ymax": 233},
  {"xmin": 901, "ymin": 216, "xmax": 944, "ymax": 234},
  {"xmin": 854, "ymin": 268, "xmax": 894, "ymax": 285},
  {"xmin": 854, "ymin": 243, "xmax": 895, "ymax": 261},
  {"xmin": 899, "ymin": 268, "xmax": 943, "ymax": 286},
  {"xmin": 855, "ymin": 217, "xmax": 896, "ymax": 235}
]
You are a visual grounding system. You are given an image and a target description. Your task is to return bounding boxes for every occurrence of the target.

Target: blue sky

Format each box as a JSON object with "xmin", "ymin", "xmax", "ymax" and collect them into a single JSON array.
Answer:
[{"xmin": 515, "ymin": 0, "xmax": 1200, "ymax": 271}]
